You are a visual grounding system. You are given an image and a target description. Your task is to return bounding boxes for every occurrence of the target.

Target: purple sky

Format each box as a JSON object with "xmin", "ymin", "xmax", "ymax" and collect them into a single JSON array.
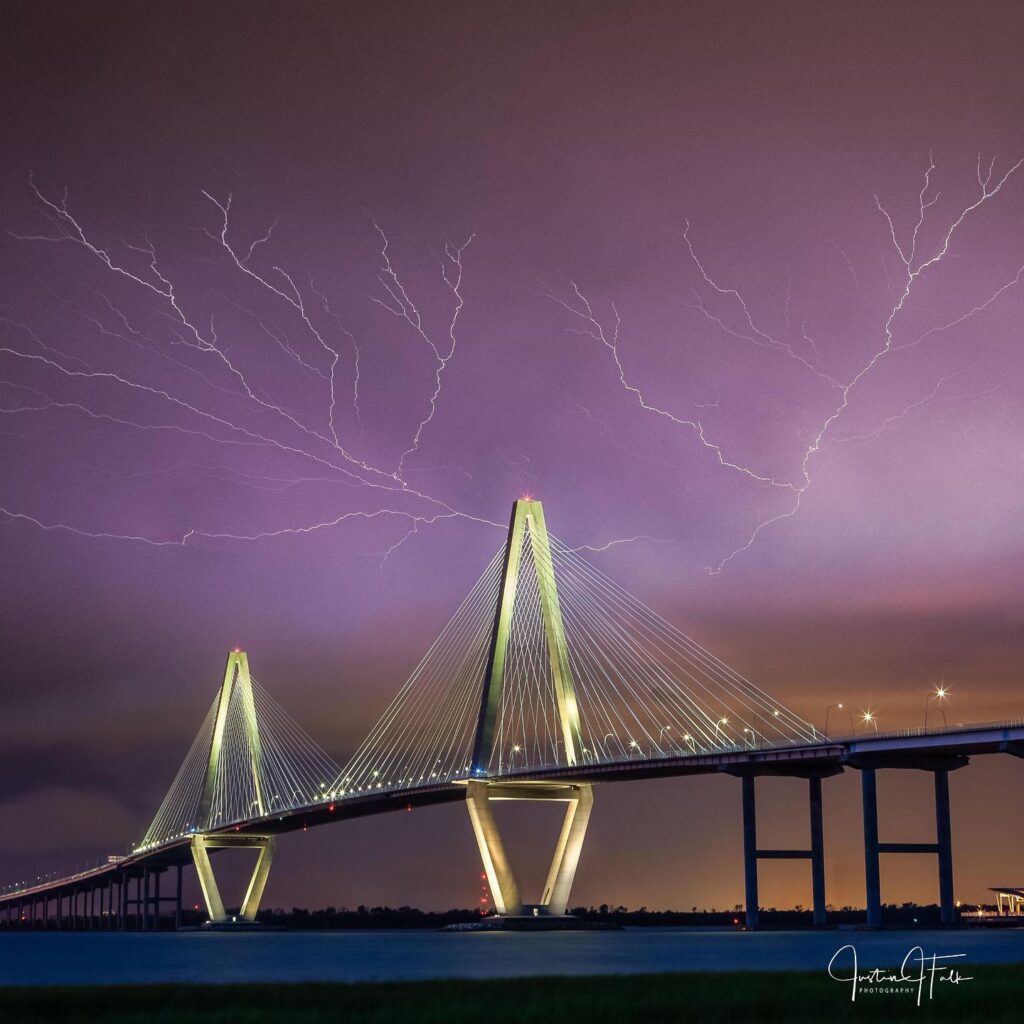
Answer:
[{"xmin": 1, "ymin": 1, "xmax": 1023, "ymax": 912}]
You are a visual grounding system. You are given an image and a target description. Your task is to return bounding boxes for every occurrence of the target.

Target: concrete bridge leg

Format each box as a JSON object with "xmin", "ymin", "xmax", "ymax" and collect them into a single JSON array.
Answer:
[
  {"xmin": 861, "ymin": 767, "xmax": 882, "ymax": 927},
  {"xmin": 153, "ymin": 869, "xmax": 162, "ymax": 931},
  {"xmin": 741, "ymin": 776, "xmax": 759, "ymax": 929},
  {"xmin": 466, "ymin": 781, "xmax": 520, "ymax": 915},
  {"xmin": 809, "ymin": 776, "xmax": 827, "ymax": 926},
  {"xmin": 542, "ymin": 785, "xmax": 594, "ymax": 913},
  {"xmin": 935, "ymin": 769, "xmax": 955, "ymax": 925},
  {"xmin": 175, "ymin": 864, "xmax": 183, "ymax": 931},
  {"xmin": 466, "ymin": 781, "xmax": 594, "ymax": 917}
]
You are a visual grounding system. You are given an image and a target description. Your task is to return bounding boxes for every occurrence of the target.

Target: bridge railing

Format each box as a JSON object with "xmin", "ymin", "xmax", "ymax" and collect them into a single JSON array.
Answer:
[{"xmin": 822, "ymin": 717, "xmax": 1024, "ymax": 744}]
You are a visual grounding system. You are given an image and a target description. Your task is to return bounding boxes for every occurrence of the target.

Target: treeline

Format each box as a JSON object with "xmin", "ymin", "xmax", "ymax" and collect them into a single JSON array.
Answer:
[
  {"xmin": 570, "ymin": 902, "xmax": 990, "ymax": 927},
  {"xmin": 255, "ymin": 906, "xmax": 484, "ymax": 929},
  {"xmin": 248, "ymin": 901, "xmax": 992, "ymax": 929}
]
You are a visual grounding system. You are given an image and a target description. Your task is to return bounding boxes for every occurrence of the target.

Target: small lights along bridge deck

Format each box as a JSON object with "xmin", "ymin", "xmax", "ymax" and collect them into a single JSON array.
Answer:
[{"xmin": 3, "ymin": 501, "xmax": 1023, "ymax": 930}]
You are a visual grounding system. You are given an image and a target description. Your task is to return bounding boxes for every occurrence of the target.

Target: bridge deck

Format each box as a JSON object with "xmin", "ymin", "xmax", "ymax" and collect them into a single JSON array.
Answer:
[{"xmin": 4, "ymin": 720, "xmax": 1022, "ymax": 905}]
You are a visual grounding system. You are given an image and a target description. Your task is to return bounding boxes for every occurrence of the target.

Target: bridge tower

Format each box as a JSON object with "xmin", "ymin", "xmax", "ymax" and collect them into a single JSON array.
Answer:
[
  {"xmin": 191, "ymin": 649, "xmax": 276, "ymax": 924},
  {"xmin": 467, "ymin": 499, "xmax": 594, "ymax": 916}
]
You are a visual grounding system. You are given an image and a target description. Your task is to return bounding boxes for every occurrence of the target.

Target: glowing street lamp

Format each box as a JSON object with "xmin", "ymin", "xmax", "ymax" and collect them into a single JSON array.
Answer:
[
  {"xmin": 925, "ymin": 684, "xmax": 950, "ymax": 729},
  {"xmin": 824, "ymin": 703, "xmax": 845, "ymax": 736},
  {"xmin": 860, "ymin": 710, "xmax": 878, "ymax": 734},
  {"xmin": 714, "ymin": 717, "xmax": 729, "ymax": 745}
]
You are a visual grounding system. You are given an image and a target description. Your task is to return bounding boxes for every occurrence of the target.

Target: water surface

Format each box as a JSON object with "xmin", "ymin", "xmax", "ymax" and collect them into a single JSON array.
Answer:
[{"xmin": 1, "ymin": 927, "xmax": 1021, "ymax": 987}]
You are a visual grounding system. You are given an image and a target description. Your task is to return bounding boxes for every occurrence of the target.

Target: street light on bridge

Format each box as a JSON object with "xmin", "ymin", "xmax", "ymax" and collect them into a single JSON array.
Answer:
[
  {"xmin": 824, "ymin": 702, "xmax": 847, "ymax": 736},
  {"xmin": 925, "ymin": 683, "xmax": 950, "ymax": 729},
  {"xmin": 860, "ymin": 710, "xmax": 878, "ymax": 734}
]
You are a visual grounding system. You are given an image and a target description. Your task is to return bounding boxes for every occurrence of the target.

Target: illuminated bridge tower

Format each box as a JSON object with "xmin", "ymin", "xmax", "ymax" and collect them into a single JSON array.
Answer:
[
  {"xmin": 134, "ymin": 649, "xmax": 340, "ymax": 929},
  {"xmin": 467, "ymin": 500, "xmax": 594, "ymax": 917},
  {"xmin": 190, "ymin": 651, "xmax": 276, "ymax": 924}
]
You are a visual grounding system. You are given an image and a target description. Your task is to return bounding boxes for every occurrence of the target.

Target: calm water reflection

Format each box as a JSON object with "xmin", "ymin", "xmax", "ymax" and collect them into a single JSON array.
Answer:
[{"xmin": 1, "ymin": 927, "xmax": 1022, "ymax": 986}]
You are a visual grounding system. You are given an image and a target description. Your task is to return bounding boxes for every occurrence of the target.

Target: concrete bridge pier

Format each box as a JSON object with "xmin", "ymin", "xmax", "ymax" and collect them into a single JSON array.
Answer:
[
  {"xmin": 120, "ymin": 871, "xmax": 129, "ymax": 931},
  {"xmin": 151, "ymin": 869, "xmax": 161, "ymax": 930},
  {"xmin": 191, "ymin": 833, "xmax": 276, "ymax": 924},
  {"xmin": 854, "ymin": 755, "xmax": 966, "ymax": 927},
  {"xmin": 466, "ymin": 780, "xmax": 594, "ymax": 917},
  {"xmin": 935, "ymin": 769, "xmax": 955, "ymax": 924},
  {"xmin": 175, "ymin": 864, "xmax": 183, "ymax": 930},
  {"xmin": 732, "ymin": 767, "xmax": 838, "ymax": 929}
]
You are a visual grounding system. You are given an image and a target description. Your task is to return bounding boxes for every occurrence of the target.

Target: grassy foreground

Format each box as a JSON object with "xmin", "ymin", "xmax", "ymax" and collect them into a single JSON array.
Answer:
[{"xmin": 0, "ymin": 966, "xmax": 1020, "ymax": 1024}]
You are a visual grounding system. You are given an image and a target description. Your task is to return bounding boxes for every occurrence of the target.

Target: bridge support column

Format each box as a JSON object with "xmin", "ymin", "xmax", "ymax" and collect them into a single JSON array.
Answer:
[
  {"xmin": 191, "ymin": 834, "xmax": 276, "ymax": 924},
  {"xmin": 733, "ymin": 771, "xmax": 834, "ymax": 929},
  {"xmin": 809, "ymin": 776, "xmax": 827, "ymax": 926},
  {"xmin": 854, "ymin": 759, "xmax": 963, "ymax": 927},
  {"xmin": 741, "ymin": 776, "xmax": 759, "ymax": 929},
  {"xmin": 861, "ymin": 767, "xmax": 882, "ymax": 927},
  {"xmin": 465, "ymin": 780, "xmax": 593, "ymax": 917},
  {"xmin": 175, "ymin": 864, "xmax": 183, "ymax": 931},
  {"xmin": 935, "ymin": 770, "xmax": 955, "ymax": 926},
  {"xmin": 153, "ymin": 870, "xmax": 162, "ymax": 931}
]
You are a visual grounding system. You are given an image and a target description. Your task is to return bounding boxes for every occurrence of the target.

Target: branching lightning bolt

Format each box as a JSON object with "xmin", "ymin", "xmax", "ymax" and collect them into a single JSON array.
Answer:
[
  {"xmin": 547, "ymin": 283, "xmax": 798, "ymax": 491},
  {"xmin": 3, "ymin": 180, "xmax": 502, "ymax": 553},
  {"xmin": 554, "ymin": 155, "xmax": 1024, "ymax": 574},
  {"xmin": 370, "ymin": 222, "xmax": 473, "ymax": 475}
]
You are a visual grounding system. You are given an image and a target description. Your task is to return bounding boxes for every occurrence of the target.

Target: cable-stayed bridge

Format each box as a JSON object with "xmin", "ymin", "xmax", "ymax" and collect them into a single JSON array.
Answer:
[{"xmin": 3, "ymin": 501, "xmax": 1023, "ymax": 930}]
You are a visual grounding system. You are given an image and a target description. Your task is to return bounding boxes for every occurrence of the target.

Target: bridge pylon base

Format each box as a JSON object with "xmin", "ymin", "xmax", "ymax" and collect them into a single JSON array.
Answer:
[
  {"xmin": 191, "ymin": 834, "xmax": 275, "ymax": 924},
  {"xmin": 465, "ymin": 780, "xmax": 593, "ymax": 917}
]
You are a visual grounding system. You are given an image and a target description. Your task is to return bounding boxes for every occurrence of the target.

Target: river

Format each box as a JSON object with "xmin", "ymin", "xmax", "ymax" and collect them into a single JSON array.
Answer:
[{"xmin": 1, "ymin": 927, "xmax": 1022, "ymax": 986}]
